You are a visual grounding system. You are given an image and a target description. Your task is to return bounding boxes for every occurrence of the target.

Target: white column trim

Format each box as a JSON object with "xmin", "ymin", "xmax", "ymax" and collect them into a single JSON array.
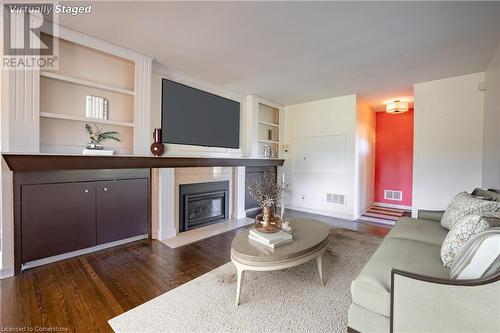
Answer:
[
  {"xmin": 157, "ymin": 168, "xmax": 176, "ymax": 240},
  {"xmin": 134, "ymin": 56, "xmax": 152, "ymax": 155},
  {"xmin": 232, "ymin": 166, "xmax": 246, "ymax": 219}
]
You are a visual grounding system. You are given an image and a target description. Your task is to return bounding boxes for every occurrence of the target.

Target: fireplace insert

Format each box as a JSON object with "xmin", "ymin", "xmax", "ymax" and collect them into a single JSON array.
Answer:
[{"xmin": 179, "ymin": 181, "xmax": 229, "ymax": 232}]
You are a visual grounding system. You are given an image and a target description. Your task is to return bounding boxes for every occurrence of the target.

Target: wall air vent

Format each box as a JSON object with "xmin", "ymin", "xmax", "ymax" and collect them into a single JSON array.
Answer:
[
  {"xmin": 384, "ymin": 190, "xmax": 402, "ymax": 201},
  {"xmin": 326, "ymin": 193, "xmax": 345, "ymax": 205}
]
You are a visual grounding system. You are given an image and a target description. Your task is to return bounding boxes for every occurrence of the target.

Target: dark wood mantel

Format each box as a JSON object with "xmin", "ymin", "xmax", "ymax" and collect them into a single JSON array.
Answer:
[{"xmin": 2, "ymin": 153, "xmax": 285, "ymax": 172}]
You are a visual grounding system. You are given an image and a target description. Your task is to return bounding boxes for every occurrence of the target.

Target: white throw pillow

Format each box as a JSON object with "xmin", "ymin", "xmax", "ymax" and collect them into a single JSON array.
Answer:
[
  {"xmin": 440, "ymin": 192, "xmax": 499, "ymax": 230},
  {"xmin": 441, "ymin": 214, "xmax": 500, "ymax": 267},
  {"xmin": 450, "ymin": 228, "xmax": 500, "ymax": 279}
]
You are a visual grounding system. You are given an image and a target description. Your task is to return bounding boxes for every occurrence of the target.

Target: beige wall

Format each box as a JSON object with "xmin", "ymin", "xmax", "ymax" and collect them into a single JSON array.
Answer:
[
  {"xmin": 283, "ymin": 95, "xmax": 358, "ymax": 220},
  {"xmin": 412, "ymin": 72, "xmax": 485, "ymax": 217},
  {"xmin": 482, "ymin": 43, "xmax": 500, "ymax": 189},
  {"xmin": 354, "ymin": 97, "xmax": 376, "ymax": 218}
]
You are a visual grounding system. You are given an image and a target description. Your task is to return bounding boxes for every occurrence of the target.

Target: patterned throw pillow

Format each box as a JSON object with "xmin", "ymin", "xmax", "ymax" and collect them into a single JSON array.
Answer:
[
  {"xmin": 440, "ymin": 192, "xmax": 499, "ymax": 230},
  {"xmin": 450, "ymin": 228, "xmax": 500, "ymax": 279},
  {"xmin": 441, "ymin": 214, "xmax": 500, "ymax": 267}
]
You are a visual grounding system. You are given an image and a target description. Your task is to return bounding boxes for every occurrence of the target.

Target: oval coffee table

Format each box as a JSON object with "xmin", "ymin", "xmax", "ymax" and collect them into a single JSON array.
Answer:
[{"xmin": 230, "ymin": 218, "xmax": 330, "ymax": 305}]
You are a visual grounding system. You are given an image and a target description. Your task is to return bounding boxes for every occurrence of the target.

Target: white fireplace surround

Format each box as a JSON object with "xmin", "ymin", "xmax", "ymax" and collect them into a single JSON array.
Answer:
[{"xmin": 152, "ymin": 167, "xmax": 246, "ymax": 240}]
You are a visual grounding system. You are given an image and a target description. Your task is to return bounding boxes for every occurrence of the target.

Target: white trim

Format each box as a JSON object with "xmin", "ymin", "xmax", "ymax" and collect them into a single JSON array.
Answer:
[
  {"xmin": 133, "ymin": 56, "xmax": 152, "ymax": 154},
  {"xmin": 157, "ymin": 169, "xmax": 176, "ymax": 240},
  {"xmin": 152, "ymin": 62, "xmax": 243, "ymax": 102},
  {"xmin": 21, "ymin": 234, "xmax": 148, "ymax": 271},
  {"xmin": 285, "ymin": 204, "xmax": 354, "ymax": 221},
  {"xmin": 254, "ymin": 96, "xmax": 284, "ymax": 110},
  {"xmin": 40, "ymin": 112, "xmax": 134, "ymax": 127},
  {"xmin": 258, "ymin": 139, "xmax": 279, "ymax": 144},
  {"xmin": 374, "ymin": 202, "xmax": 412, "ymax": 210},
  {"xmin": 0, "ymin": 267, "xmax": 15, "ymax": 279},
  {"xmin": 232, "ymin": 167, "xmax": 247, "ymax": 219},
  {"xmin": 258, "ymin": 120, "xmax": 279, "ymax": 128},
  {"xmin": 47, "ymin": 21, "xmax": 153, "ymax": 62},
  {"xmin": 40, "ymin": 71, "xmax": 135, "ymax": 96}
]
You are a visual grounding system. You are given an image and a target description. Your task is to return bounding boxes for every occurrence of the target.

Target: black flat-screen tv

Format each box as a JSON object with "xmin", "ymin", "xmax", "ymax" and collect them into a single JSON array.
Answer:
[{"xmin": 161, "ymin": 79, "xmax": 240, "ymax": 149}]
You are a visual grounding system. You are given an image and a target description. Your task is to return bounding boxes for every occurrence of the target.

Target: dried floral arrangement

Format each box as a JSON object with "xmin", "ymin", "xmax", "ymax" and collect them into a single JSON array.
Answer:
[
  {"xmin": 85, "ymin": 124, "xmax": 121, "ymax": 145},
  {"xmin": 247, "ymin": 168, "xmax": 288, "ymax": 208}
]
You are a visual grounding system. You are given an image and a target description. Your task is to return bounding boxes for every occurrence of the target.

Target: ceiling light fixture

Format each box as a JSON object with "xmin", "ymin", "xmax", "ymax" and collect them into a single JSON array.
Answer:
[{"xmin": 386, "ymin": 100, "xmax": 409, "ymax": 114}]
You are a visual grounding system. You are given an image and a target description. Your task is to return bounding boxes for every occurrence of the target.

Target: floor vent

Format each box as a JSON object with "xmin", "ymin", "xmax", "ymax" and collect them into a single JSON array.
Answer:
[
  {"xmin": 326, "ymin": 193, "xmax": 345, "ymax": 205},
  {"xmin": 384, "ymin": 190, "xmax": 402, "ymax": 201}
]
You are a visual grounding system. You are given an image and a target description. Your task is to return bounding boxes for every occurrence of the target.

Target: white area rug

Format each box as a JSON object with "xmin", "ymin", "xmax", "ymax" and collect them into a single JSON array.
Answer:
[{"xmin": 109, "ymin": 228, "xmax": 382, "ymax": 333}]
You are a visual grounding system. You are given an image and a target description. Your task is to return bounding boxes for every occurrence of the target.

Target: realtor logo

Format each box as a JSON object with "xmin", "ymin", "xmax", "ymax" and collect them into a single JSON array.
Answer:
[{"xmin": 2, "ymin": 3, "xmax": 59, "ymax": 70}]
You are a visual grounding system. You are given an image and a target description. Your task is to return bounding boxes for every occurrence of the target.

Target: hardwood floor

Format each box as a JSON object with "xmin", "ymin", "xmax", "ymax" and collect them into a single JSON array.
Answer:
[{"xmin": 0, "ymin": 216, "xmax": 390, "ymax": 333}]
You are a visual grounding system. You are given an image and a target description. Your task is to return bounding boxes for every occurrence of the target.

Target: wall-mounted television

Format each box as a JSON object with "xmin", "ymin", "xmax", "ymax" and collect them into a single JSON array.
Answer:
[{"xmin": 161, "ymin": 79, "xmax": 240, "ymax": 149}]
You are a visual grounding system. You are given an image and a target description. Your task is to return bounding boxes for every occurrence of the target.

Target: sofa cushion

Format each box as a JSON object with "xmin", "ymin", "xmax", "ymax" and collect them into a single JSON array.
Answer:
[
  {"xmin": 386, "ymin": 216, "xmax": 448, "ymax": 245},
  {"xmin": 348, "ymin": 303, "xmax": 389, "ymax": 333},
  {"xmin": 441, "ymin": 192, "xmax": 499, "ymax": 230},
  {"xmin": 351, "ymin": 238, "xmax": 449, "ymax": 317}
]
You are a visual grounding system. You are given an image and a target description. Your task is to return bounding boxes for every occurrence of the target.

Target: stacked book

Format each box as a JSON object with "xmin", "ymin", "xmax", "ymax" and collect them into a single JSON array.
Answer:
[
  {"xmin": 82, "ymin": 149, "xmax": 114, "ymax": 155},
  {"xmin": 249, "ymin": 229, "xmax": 293, "ymax": 249}
]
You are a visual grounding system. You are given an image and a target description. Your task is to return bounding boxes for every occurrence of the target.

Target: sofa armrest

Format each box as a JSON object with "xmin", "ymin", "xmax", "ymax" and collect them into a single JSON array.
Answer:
[
  {"xmin": 417, "ymin": 209, "xmax": 445, "ymax": 222},
  {"xmin": 390, "ymin": 269, "xmax": 500, "ymax": 333}
]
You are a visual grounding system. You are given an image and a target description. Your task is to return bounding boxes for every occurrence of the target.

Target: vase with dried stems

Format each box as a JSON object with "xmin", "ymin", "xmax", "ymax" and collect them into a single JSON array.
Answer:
[{"xmin": 247, "ymin": 168, "xmax": 288, "ymax": 233}]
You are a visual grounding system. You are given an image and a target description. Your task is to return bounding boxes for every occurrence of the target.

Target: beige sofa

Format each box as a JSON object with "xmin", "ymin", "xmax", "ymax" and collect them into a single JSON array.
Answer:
[{"xmin": 348, "ymin": 189, "xmax": 500, "ymax": 333}]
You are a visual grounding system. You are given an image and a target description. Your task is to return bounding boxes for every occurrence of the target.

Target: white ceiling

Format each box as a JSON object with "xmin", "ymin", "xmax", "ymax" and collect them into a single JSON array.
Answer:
[{"xmin": 61, "ymin": 2, "xmax": 500, "ymax": 110}]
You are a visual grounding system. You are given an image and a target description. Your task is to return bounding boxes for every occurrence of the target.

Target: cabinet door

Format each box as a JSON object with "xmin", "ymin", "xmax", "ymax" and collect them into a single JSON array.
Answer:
[
  {"xmin": 96, "ymin": 179, "xmax": 149, "ymax": 244},
  {"xmin": 21, "ymin": 182, "xmax": 96, "ymax": 262}
]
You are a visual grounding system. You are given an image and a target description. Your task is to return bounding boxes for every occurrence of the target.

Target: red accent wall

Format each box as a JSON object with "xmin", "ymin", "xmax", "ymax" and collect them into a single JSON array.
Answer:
[{"xmin": 374, "ymin": 109, "xmax": 414, "ymax": 206}]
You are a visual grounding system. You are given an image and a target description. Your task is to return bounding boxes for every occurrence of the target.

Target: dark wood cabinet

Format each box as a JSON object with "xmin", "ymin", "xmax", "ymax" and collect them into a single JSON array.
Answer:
[
  {"xmin": 245, "ymin": 166, "xmax": 277, "ymax": 217},
  {"xmin": 96, "ymin": 179, "xmax": 149, "ymax": 244},
  {"xmin": 21, "ymin": 182, "xmax": 97, "ymax": 262},
  {"xmin": 16, "ymin": 169, "xmax": 150, "ymax": 269}
]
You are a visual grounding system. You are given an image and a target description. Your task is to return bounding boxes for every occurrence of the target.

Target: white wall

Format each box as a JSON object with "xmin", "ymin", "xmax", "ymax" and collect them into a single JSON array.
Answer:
[
  {"xmin": 354, "ymin": 97, "xmax": 376, "ymax": 218},
  {"xmin": 482, "ymin": 43, "xmax": 500, "ymax": 189},
  {"xmin": 412, "ymin": 72, "xmax": 485, "ymax": 217},
  {"xmin": 283, "ymin": 95, "xmax": 357, "ymax": 220}
]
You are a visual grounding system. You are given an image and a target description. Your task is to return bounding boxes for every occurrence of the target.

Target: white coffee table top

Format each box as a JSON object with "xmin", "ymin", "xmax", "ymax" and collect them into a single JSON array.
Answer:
[{"xmin": 231, "ymin": 218, "xmax": 330, "ymax": 263}]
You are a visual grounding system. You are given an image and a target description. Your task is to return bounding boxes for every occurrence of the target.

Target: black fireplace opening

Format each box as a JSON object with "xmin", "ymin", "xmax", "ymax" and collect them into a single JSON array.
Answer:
[{"xmin": 179, "ymin": 181, "xmax": 229, "ymax": 232}]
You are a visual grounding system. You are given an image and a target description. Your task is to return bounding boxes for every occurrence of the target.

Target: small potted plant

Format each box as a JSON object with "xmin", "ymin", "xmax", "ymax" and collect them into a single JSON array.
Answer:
[
  {"xmin": 247, "ymin": 168, "xmax": 288, "ymax": 233},
  {"xmin": 85, "ymin": 124, "xmax": 121, "ymax": 150}
]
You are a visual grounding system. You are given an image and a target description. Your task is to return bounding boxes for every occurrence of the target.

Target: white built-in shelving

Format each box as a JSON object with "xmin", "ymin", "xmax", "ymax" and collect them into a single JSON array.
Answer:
[
  {"xmin": 40, "ymin": 112, "xmax": 135, "ymax": 127},
  {"xmin": 257, "ymin": 102, "xmax": 281, "ymax": 158},
  {"xmin": 258, "ymin": 120, "xmax": 279, "ymax": 128},
  {"xmin": 39, "ymin": 35, "xmax": 138, "ymax": 155},
  {"xmin": 40, "ymin": 71, "xmax": 135, "ymax": 96},
  {"xmin": 258, "ymin": 139, "xmax": 279, "ymax": 144}
]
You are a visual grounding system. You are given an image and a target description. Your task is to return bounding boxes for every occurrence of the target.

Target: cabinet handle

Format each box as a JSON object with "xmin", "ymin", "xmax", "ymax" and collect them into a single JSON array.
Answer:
[
  {"xmin": 103, "ymin": 187, "xmax": 108, "ymax": 192},
  {"xmin": 84, "ymin": 189, "xmax": 89, "ymax": 193}
]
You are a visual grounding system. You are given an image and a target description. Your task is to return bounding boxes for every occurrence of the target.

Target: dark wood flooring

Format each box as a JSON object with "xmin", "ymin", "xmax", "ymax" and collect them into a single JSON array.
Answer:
[{"xmin": 0, "ymin": 214, "xmax": 390, "ymax": 333}]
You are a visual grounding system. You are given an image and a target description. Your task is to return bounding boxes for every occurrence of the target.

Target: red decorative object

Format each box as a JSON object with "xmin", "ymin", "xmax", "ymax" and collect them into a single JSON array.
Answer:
[{"xmin": 150, "ymin": 128, "xmax": 165, "ymax": 156}]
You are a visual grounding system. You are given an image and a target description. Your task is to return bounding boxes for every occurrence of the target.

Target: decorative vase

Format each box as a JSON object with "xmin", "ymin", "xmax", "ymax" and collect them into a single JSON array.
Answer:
[
  {"xmin": 150, "ymin": 128, "xmax": 165, "ymax": 156},
  {"xmin": 86, "ymin": 143, "xmax": 103, "ymax": 150},
  {"xmin": 255, "ymin": 206, "xmax": 282, "ymax": 233}
]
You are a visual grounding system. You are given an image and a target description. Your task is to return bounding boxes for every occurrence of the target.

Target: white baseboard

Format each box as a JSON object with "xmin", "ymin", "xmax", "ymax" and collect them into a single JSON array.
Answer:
[
  {"xmin": 285, "ymin": 205, "xmax": 354, "ymax": 221},
  {"xmin": 22, "ymin": 234, "xmax": 148, "ymax": 271},
  {"xmin": 0, "ymin": 267, "xmax": 14, "ymax": 279},
  {"xmin": 374, "ymin": 202, "xmax": 412, "ymax": 210}
]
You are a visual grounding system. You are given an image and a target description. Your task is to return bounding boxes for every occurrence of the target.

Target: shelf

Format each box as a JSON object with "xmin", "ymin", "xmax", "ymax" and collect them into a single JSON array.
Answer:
[
  {"xmin": 2, "ymin": 154, "xmax": 285, "ymax": 172},
  {"xmin": 40, "ymin": 112, "xmax": 135, "ymax": 127},
  {"xmin": 258, "ymin": 120, "xmax": 279, "ymax": 128},
  {"xmin": 259, "ymin": 139, "xmax": 279, "ymax": 144},
  {"xmin": 40, "ymin": 72, "xmax": 135, "ymax": 96}
]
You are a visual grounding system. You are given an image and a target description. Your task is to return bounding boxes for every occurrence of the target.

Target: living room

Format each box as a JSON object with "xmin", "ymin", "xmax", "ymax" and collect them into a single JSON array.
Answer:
[{"xmin": 1, "ymin": 2, "xmax": 499, "ymax": 333}]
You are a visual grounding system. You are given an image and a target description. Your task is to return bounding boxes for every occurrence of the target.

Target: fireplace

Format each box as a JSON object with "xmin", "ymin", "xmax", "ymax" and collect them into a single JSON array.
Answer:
[{"xmin": 179, "ymin": 181, "xmax": 229, "ymax": 232}]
